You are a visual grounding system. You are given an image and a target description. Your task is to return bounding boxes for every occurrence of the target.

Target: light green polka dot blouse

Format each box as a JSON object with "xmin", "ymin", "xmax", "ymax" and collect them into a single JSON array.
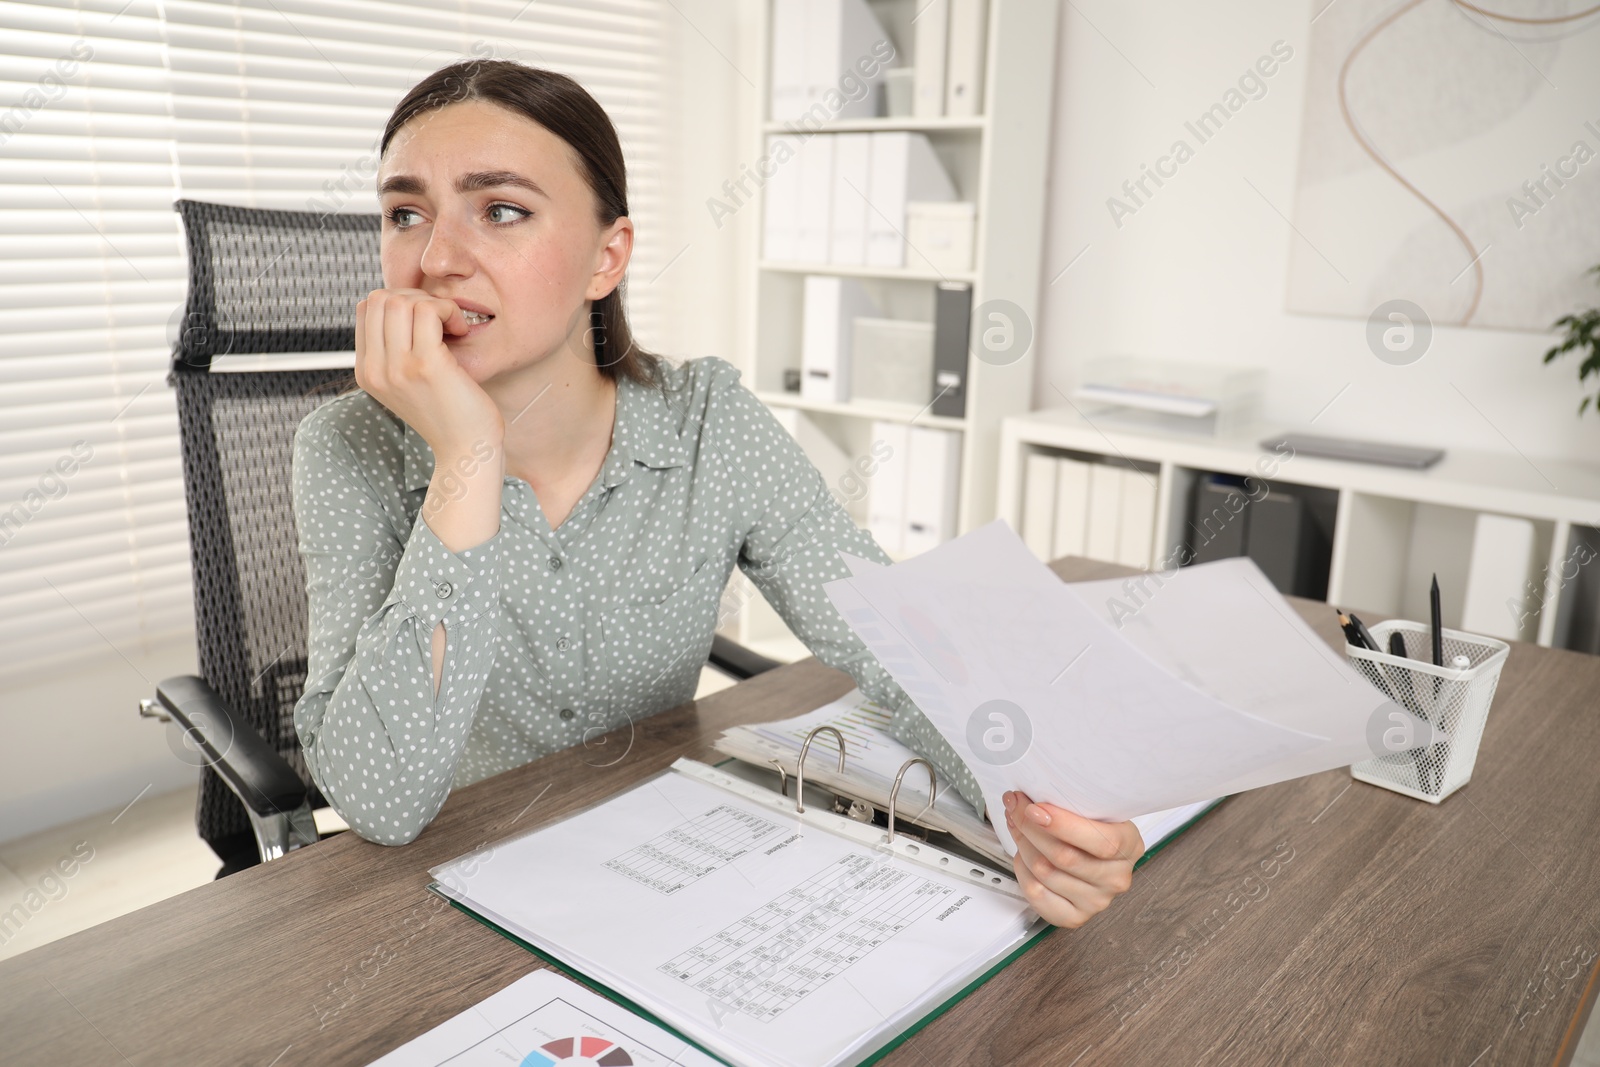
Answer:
[{"xmin": 290, "ymin": 354, "xmax": 984, "ymax": 845}]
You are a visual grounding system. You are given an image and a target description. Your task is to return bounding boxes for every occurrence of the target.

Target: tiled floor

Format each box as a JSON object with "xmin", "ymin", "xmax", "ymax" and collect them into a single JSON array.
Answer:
[{"xmin": 3, "ymin": 662, "xmax": 1596, "ymax": 1066}]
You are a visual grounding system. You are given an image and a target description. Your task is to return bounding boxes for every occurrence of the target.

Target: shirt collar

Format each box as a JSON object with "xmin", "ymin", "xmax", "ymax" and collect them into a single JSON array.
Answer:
[{"xmin": 400, "ymin": 371, "xmax": 688, "ymax": 494}]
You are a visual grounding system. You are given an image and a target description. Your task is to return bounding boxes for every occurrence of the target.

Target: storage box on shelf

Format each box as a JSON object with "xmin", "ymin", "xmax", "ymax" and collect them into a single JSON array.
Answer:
[{"xmin": 999, "ymin": 406, "xmax": 1600, "ymax": 652}]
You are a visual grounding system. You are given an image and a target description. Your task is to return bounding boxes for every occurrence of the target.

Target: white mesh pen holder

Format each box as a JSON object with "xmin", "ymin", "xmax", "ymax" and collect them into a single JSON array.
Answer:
[{"xmin": 1348, "ymin": 620, "xmax": 1510, "ymax": 803}]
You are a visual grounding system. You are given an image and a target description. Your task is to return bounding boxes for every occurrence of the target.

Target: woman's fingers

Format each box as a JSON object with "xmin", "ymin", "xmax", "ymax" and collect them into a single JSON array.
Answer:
[
  {"xmin": 413, "ymin": 294, "xmax": 444, "ymax": 364},
  {"xmin": 1010, "ymin": 791, "xmax": 1145, "ymax": 864},
  {"xmin": 384, "ymin": 290, "xmax": 417, "ymax": 372},
  {"xmin": 1009, "ymin": 811, "xmax": 1134, "ymax": 895},
  {"xmin": 1010, "ymin": 839, "xmax": 1097, "ymax": 928}
]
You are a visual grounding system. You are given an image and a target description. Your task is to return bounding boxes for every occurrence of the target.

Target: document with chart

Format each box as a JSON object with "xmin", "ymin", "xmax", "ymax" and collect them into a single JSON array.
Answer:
[
  {"xmin": 428, "ymin": 760, "xmax": 1044, "ymax": 1067},
  {"xmin": 367, "ymin": 968, "xmax": 720, "ymax": 1066}
]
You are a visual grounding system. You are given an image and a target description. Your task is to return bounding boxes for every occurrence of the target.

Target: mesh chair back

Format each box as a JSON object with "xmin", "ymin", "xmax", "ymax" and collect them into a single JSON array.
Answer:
[{"xmin": 169, "ymin": 199, "xmax": 381, "ymax": 852}]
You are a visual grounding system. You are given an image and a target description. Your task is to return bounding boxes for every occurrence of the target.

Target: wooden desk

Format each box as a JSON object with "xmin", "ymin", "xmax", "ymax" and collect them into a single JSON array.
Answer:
[{"xmin": 4, "ymin": 558, "xmax": 1599, "ymax": 1066}]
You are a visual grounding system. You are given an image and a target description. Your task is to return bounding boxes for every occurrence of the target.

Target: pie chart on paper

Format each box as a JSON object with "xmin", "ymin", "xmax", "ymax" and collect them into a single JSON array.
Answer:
[{"xmin": 519, "ymin": 1036, "xmax": 634, "ymax": 1066}]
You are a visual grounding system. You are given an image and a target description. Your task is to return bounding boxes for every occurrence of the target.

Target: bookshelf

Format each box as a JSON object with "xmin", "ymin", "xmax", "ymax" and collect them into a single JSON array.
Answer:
[
  {"xmin": 997, "ymin": 406, "xmax": 1600, "ymax": 652},
  {"xmin": 724, "ymin": 0, "xmax": 1062, "ymax": 662}
]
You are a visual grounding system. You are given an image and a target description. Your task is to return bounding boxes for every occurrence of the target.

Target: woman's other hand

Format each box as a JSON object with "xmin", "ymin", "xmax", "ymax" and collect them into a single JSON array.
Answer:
[{"xmin": 1003, "ymin": 790, "xmax": 1144, "ymax": 929}]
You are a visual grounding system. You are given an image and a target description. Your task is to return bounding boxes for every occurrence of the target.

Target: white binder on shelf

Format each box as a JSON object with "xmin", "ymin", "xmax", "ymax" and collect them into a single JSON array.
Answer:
[
  {"xmin": 1021, "ymin": 453, "xmax": 1056, "ymax": 561},
  {"xmin": 868, "ymin": 420, "xmax": 911, "ymax": 556},
  {"xmin": 769, "ymin": 0, "xmax": 808, "ymax": 122},
  {"xmin": 1461, "ymin": 512, "xmax": 1538, "ymax": 641},
  {"xmin": 912, "ymin": 0, "xmax": 949, "ymax": 118},
  {"xmin": 1116, "ymin": 467, "xmax": 1158, "ymax": 569},
  {"xmin": 806, "ymin": 0, "xmax": 892, "ymax": 121},
  {"xmin": 1052, "ymin": 456, "xmax": 1092, "ymax": 560},
  {"xmin": 828, "ymin": 132, "xmax": 871, "ymax": 265},
  {"xmin": 944, "ymin": 0, "xmax": 988, "ymax": 117},
  {"xmin": 866, "ymin": 132, "xmax": 957, "ymax": 268},
  {"xmin": 802, "ymin": 275, "xmax": 877, "ymax": 403},
  {"xmin": 796, "ymin": 134, "xmax": 835, "ymax": 264},
  {"xmin": 902, "ymin": 426, "xmax": 961, "ymax": 556},
  {"xmin": 1085, "ymin": 461, "xmax": 1122, "ymax": 562},
  {"xmin": 763, "ymin": 133, "xmax": 802, "ymax": 262}
]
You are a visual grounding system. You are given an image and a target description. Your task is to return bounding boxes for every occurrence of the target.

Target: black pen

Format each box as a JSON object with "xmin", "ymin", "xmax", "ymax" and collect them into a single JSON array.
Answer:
[
  {"xmin": 1430, "ymin": 575, "xmax": 1444, "ymax": 671},
  {"xmin": 1428, "ymin": 574, "xmax": 1444, "ymax": 791},
  {"xmin": 1348, "ymin": 612, "xmax": 1380, "ymax": 654},
  {"xmin": 1338, "ymin": 611, "xmax": 1379, "ymax": 651}
]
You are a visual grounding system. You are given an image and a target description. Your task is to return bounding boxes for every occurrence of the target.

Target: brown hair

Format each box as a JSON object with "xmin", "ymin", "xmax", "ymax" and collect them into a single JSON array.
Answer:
[{"xmin": 316, "ymin": 59, "xmax": 664, "ymax": 398}]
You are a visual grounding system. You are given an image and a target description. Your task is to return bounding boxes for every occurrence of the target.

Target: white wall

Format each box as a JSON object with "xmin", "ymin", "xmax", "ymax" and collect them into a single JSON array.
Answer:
[
  {"xmin": 0, "ymin": 634, "xmax": 200, "ymax": 843},
  {"xmin": 1035, "ymin": 0, "xmax": 1600, "ymax": 463}
]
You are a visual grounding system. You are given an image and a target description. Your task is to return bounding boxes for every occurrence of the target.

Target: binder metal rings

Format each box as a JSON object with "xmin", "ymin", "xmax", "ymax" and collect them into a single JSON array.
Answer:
[
  {"xmin": 794, "ymin": 725, "xmax": 846, "ymax": 814},
  {"xmin": 887, "ymin": 757, "xmax": 938, "ymax": 843}
]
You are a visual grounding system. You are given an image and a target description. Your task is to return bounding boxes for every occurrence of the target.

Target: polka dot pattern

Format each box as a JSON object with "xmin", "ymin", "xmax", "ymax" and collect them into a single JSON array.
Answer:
[{"xmin": 290, "ymin": 355, "xmax": 985, "ymax": 845}]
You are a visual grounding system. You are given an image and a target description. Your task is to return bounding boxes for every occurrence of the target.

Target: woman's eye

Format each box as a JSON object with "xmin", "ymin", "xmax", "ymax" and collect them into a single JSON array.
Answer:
[
  {"xmin": 487, "ymin": 203, "xmax": 529, "ymax": 225},
  {"xmin": 384, "ymin": 206, "xmax": 419, "ymax": 228}
]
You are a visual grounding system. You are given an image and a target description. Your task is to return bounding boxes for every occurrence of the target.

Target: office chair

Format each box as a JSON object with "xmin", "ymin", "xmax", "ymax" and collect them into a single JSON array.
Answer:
[{"xmin": 140, "ymin": 199, "xmax": 781, "ymax": 878}]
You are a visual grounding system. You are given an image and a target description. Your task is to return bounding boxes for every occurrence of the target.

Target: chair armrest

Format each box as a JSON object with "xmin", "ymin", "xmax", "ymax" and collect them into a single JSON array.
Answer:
[
  {"xmin": 155, "ymin": 675, "xmax": 308, "ymax": 817},
  {"xmin": 708, "ymin": 634, "xmax": 783, "ymax": 680}
]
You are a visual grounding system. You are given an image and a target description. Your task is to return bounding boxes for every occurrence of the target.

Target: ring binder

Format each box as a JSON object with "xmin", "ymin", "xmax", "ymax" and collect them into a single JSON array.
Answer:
[
  {"xmin": 768, "ymin": 757, "xmax": 790, "ymax": 798},
  {"xmin": 886, "ymin": 757, "xmax": 937, "ymax": 843},
  {"xmin": 794, "ymin": 724, "xmax": 846, "ymax": 814}
]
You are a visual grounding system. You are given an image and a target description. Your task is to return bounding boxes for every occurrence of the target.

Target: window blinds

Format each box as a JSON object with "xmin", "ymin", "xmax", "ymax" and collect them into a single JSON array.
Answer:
[{"xmin": 0, "ymin": 0, "xmax": 670, "ymax": 680}]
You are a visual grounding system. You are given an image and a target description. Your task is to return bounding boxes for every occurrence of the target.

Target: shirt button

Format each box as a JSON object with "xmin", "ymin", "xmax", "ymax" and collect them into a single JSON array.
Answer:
[
  {"xmin": 434, "ymin": 581, "xmax": 453, "ymax": 599},
  {"xmin": 556, "ymin": 636, "xmax": 571, "ymax": 652},
  {"xmin": 548, "ymin": 556, "xmax": 562, "ymax": 571},
  {"xmin": 559, "ymin": 707, "xmax": 575, "ymax": 720}
]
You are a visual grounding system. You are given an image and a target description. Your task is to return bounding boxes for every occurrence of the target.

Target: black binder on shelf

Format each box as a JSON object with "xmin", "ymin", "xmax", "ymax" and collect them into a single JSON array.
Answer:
[{"xmin": 931, "ymin": 281, "xmax": 971, "ymax": 418}]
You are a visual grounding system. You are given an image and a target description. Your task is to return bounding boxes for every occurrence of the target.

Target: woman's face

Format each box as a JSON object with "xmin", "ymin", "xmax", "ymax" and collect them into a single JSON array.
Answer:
[{"xmin": 376, "ymin": 98, "xmax": 630, "ymax": 386}]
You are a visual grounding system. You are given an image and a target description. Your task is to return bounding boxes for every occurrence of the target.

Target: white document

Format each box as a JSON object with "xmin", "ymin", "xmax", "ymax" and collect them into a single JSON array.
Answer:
[
  {"xmin": 367, "ymin": 968, "xmax": 720, "ymax": 1067},
  {"xmin": 822, "ymin": 520, "xmax": 1442, "ymax": 854},
  {"xmin": 431, "ymin": 767, "xmax": 1037, "ymax": 1067},
  {"xmin": 944, "ymin": 0, "xmax": 987, "ymax": 117},
  {"xmin": 828, "ymin": 132, "xmax": 871, "ymax": 264}
]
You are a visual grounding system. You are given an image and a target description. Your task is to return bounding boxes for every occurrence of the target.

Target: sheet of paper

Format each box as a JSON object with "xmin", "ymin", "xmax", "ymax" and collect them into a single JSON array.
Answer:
[
  {"xmin": 1060, "ymin": 557, "xmax": 1444, "ymax": 792},
  {"xmin": 823, "ymin": 520, "xmax": 1438, "ymax": 847},
  {"xmin": 366, "ymin": 967, "xmax": 720, "ymax": 1066},
  {"xmin": 430, "ymin": 770, "xmax": 1035, "ymax": 1067}
]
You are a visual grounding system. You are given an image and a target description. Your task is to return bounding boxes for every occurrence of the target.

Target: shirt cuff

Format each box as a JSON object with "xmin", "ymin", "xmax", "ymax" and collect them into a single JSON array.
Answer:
[{"xmin": 392, "ymin": 513, "xmax": 503, "ymax": 630}]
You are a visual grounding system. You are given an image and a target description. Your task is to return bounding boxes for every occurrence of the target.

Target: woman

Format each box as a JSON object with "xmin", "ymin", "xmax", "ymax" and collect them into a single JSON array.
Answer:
[{"xmin": 292, "ymin": 59, "xmax": 1142, "ymax": 929}]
